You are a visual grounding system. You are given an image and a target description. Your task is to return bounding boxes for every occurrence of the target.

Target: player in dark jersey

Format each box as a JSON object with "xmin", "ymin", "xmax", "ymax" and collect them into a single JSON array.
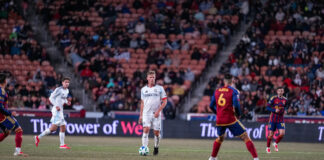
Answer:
[
  {"xmin": 0, "ymin": 73, "xmax": 27, "ymax": 156},
  {"xmin": 266, "ymin": 87, "xmax": 287, "ymax": 153},
  {"xmin": 208, "ymin": 74, "xmax": 258, "ymax": 160}
]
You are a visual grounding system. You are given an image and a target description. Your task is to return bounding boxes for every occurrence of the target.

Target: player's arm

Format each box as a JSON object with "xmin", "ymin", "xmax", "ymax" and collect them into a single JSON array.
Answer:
[
  {"xmin": 154, "ymin": 87, "xmax": 167, "ymax": 118},
  {"xmin": 209, "ymin": 94, "xmax": 217, "ymax": 114},
  {"xmin": 138, "ymin": 100, "xmax": 144, "ymax": 124},
  {"xmin": 266, "ymin": 97, "xmax": 276, "ymax": 112},
  {"xmin": 0, "ymin": 102, "xmax": 11, "ymax": 116},
  {"xmin": 155, "ymin": 98, "xmax": 167, "ymax": 118},
  {"xmin": 279, "ymin": 98, "xmax": 288, "ymax": 115},
  {"xmin": 0, "ymin": 94, "xmax": 11, "ymax": 116},
  {"xmin": 138, "ymin": 88, "xmax": 144, "ymax": 124},
  {"xmin": 232, "ymin": 90, "xmax": 241, "ymax": 117},
  {"xmin": 49, "ymin": 88, "xmax": 60, "ymax": 111}
]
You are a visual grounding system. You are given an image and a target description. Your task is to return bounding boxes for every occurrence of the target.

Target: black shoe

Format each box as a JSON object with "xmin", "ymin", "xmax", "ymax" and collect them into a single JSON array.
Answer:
[{"xmin": 153, "ymin": 147, "xmax": 159, "ymax": 155}]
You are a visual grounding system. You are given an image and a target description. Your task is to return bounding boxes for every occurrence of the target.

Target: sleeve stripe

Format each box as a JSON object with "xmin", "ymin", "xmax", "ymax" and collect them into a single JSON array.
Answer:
[{"xmin": 162, "ymin": 97, "xmax": 167, "ymax": 100}]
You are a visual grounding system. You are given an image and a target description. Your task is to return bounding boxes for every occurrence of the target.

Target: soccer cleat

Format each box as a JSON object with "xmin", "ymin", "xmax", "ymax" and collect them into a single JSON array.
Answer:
[
  {"xmin": 208, "ymin": 157, "xmax": 218, "ymax": 160},
  {"xmin": 153, "ymin": 147, "xmax": 159, "ymax": 155},
  {"xmin": 35, "ymin": 136, "xmax": 40, "ymax": 147},
  {"xmin": 266, "ymin": 147, "xmax": 271, "ymax": 153},
  {"xmin": 273, "ymin": 142, "xmax": 278, "ymax": 152},
  {"xmin": 13, "ymin": 151, "xmax": 28, "ymax": 157},
  {"xmin": 59, "ymin": 144, "xmax": 71, "ymax": 149}
]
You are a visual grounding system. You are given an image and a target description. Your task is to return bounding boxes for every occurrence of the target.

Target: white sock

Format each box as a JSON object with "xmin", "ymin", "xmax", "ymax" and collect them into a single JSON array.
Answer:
[
  {"xmin": 59, "ymin": 132, "xmax": 65, "ymax": 146},
  {"xmin": 254, "ymin": 158, "xmax": 259, "ymax": 160},
  {"xmin": 39, "ymin": 128, "xmax": 51, "ymax": 139},
  {"xmin": 154, "ymin": 135, "xmax": 160, "ymax": 148},
  {"xmin": 15, "ymin": 147, "xmax": 21, "ymax": 153},
  {"xmin": 142, "ymin": 133, "xmax": 148, "ymax": 147}
]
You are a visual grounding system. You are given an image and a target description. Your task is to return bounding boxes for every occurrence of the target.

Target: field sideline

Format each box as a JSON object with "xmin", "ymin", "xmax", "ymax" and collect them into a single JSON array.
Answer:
[{"xmin": 0, "ymin": 136, "xmax": 323, "ymax": 160}]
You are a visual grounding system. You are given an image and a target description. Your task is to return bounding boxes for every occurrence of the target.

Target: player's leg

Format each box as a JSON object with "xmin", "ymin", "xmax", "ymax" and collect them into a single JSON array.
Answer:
[
  {"xmin": 142, "ymin": 115, "xmax": 151, "ymax": 147},
  {"xmin": 35, "ymin": 124, "xmax": 58, "ymax": 147},
  {"xmin": 239, "ymin": 132, "xmax": 259, "ymax": 160},
  {"xmin": 152, "ymin": 116, "xmax": 162, "ymax": 155},
  {"xmin": 0, "ymin": 127, "xmax": 9, "ymax": 142},
  {"xmin": 142, "ymin": 127, "xmax": 150, "ymax": 147},
  {"xmin": 0, "ymin": 131, "xmax": 9, "ymax": 141},
  {"xmin": 232, "ymin": 121, "xmax": 258, "ymax": 160},
  {"xmin": 209, "ymin": 126, "xmax": 226, "ymax": 160},
  {"xmin": 59, "ymin": 124, "xmax": 70, "ymax": 149},
  {"xmin": 266, "ymin": 123, "xmax": 275, "ymax": 153},
  {"xmin": 13, "ymin": 127, "xmax": 28, "ymax": 157},
  {"xmin": 273, "ymin": 123, "xmax": 285, "ymax": 152},
  {"xmin": 153, "ymin": 130, "xmax": 160, "ymax": 155},
  {"xmin": 0, "ymin": 119, "xmax": 12, "ymax": 141}
]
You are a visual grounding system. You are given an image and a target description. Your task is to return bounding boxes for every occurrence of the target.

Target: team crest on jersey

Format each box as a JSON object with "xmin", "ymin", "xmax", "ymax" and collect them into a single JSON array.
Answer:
[
  {"xmin": 145, "ymin": 90, "xmax": 148, "ymax": 93},
  {"xmin": 275, "ymin": 99, "xmax": 279, "ymax": 104},
  {"xmin": 154, "ymin": 89, "xmax": 157, "ymax": 92}
]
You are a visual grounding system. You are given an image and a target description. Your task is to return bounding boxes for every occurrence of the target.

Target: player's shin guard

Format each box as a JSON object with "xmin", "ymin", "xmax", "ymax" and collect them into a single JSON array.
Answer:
[
  {"xmin": 154, "ymin": 135, "xmax": 160, "ymax": 148},
  {"xmin": 211, "ymin": 139, "xmax": 221, "ymax": 157},
  {"xmin": 267, "ymin": 137, "xmax": 272, "ymax": 147},
  {"xmin": 245, "ymin": 140, "xmax": 258, "ymax": 158},
  {"xmin": 142, "ymin": 133, "xmax": 149, "ymax": 147},
  {"xmin": 39, "ymin": 128, "xmax": 51, "ymax": 139},
  {"xmin": 0, "ymin": 132, "xmax": 9, "ymax": 141},
  {"xmin": 275, "ymin": 135, "xmax": 284, "ymax": 144},
  {"xmin": 59, "ymin": 132, "xmax": 65, "ymax": 146}
]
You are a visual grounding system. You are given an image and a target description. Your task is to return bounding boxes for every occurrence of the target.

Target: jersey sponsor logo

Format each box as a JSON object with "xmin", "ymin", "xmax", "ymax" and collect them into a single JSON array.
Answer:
[{"xmin": 143, "ymin": 93, "xmax": 159, "ymax": 97}]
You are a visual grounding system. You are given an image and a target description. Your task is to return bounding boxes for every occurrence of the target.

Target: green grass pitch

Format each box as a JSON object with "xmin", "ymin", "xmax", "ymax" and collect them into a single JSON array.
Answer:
[{"xmin": 0, "ymin": 136, "xmax": 323, "ymax": 160}]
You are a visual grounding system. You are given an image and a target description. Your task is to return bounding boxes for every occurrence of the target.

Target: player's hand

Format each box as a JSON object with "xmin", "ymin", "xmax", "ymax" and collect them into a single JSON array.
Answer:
[
  {"xmin": 138, "ymin": 116, "xmax": 142, "ymax": 124},
  {"xmin": 11, "ymin": 111, "xmax": 17, "ymax": 116},
  {"xmin": 56, "ymin": 106, "xmax": 60, "ymax": 111},
  {"xmin": 275, "ymin": 109, "xmax": 280, "ymax": 113},
  {"xmin": 154, "ymin": 111, "xmax": 160, "ymax": 118}
]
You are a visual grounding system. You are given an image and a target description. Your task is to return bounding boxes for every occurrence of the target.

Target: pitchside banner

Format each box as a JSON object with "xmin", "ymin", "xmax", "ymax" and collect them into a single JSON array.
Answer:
[{"xmin": 13, "ymin": 117, "xmax": 324, "ymax": 143}]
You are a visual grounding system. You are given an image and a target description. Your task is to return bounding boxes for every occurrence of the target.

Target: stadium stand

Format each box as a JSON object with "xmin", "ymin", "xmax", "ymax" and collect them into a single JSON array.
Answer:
[
  {"xmin": 35, "ymin": 0, "xmax": 244, "ymax": 116},
  {"xmin": 195, "ymin": 0, "xmax": 324, "ymax": 118},
  {"xmin": 0, "ymin": 0, "xmax": 76, "ymax": 110}
]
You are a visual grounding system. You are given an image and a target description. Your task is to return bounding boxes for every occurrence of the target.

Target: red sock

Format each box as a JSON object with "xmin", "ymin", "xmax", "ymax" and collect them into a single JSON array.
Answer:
[
  {"xmin": 0, "ymin": 133, "xmax": 9, "ymax": 141},
  {"xmin": 211, "ymin": 140, "xmax": 221, "ymax": 157},
  {"xmin": 245, "ymin": 140, "xmax": 258, "ymax": 158},
  {"xmin": 267, "ymin": 137, "xmax": 272, "ymax": 147},
  {"xmin": 275, "ymin": 135, "xmax": 284, "ymax": 144},
  {"xmin": 15, "ymin": 131, "xmax": 23, "ymax": 148}
]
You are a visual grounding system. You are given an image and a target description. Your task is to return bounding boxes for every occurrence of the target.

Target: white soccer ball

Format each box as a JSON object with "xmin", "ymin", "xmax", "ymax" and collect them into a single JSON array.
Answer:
[{"xmin": 139, "ymin": 146, "xmax": 149, "ymax": 156}]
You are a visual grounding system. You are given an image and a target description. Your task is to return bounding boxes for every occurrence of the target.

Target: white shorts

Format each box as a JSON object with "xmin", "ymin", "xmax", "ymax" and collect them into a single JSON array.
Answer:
[
  {"xmin": 142, "ymin": 115, "xmax": 161, "ymax": 131},
  {"xmin": 50, "ymin": 113, "xmax": 66, "ymax": 126}
]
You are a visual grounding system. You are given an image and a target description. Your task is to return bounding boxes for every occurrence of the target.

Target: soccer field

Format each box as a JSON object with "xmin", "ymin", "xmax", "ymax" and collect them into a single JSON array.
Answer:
[{"xmin": 0, "ymin": 136, "xmax": 323, "ymax": 160}]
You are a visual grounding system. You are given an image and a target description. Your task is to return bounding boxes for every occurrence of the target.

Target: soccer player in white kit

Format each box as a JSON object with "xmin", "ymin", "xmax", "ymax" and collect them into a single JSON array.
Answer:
[
  {"xmin": 34, "ymin": 77, "xmax": 71, "ymax": 149},
  {"xmin": 138, "ymin": 71, "xmax": 167, "ymax": 155}
]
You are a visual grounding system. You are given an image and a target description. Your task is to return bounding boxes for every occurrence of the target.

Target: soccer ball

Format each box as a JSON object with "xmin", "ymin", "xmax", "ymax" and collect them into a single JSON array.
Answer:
[{"xmin": 139, "ymin": 146, "xmax": 149, "ymax": 156}]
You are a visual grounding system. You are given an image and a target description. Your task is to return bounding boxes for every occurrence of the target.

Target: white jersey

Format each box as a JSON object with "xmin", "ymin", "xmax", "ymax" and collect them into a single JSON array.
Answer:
[
  {"xmin": 141, "ymin": 85, "xmax": 167, "ymax": 116},
  {"xmin": 49, "ymin": 86, "xmax": 69, "ymax": 119}
]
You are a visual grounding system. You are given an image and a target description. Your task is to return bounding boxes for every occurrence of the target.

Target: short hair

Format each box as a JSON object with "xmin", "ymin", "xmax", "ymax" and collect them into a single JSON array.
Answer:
[
  {"xmin": 62, "ymin": 77, "xmax": 71, "ymax": 82},
  {"xmin": 0, "ymin": 73, "xmax": 6, "ymax": 84},
  {"xmin": 147, "ymin": 70, "xmax": 156, "ymax": 76},
  {"xmin": 277, "ymin": 86, "xmax": 284, "ymax": 90},
  {"xmin": 224, "ymin": 74, "xmax": 232, "ymax": 83},
  {"xmin": 224, "ymin": 74, "xmax": 232, "ymax": 80}
]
